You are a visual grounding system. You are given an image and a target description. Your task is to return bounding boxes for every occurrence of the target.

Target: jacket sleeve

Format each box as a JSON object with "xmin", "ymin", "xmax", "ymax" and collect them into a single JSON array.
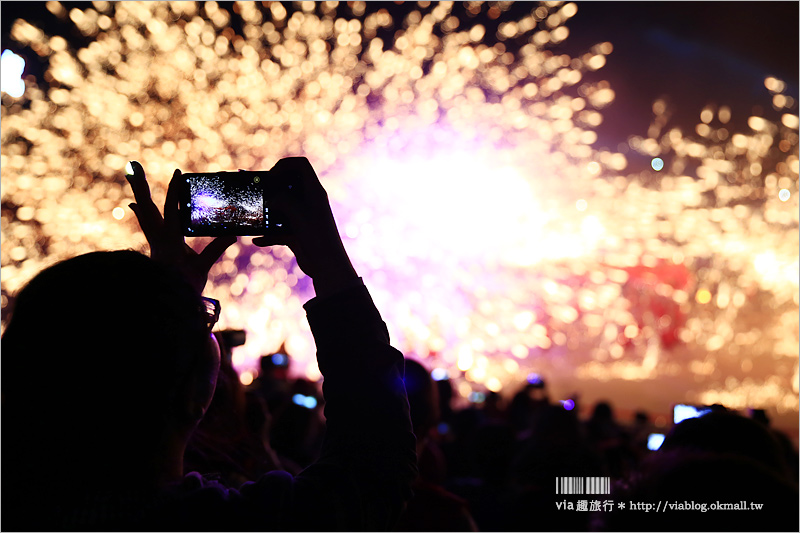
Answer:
[{"xmin": 276, "ymin": 281, "xmax": 418, "ymax": 531}]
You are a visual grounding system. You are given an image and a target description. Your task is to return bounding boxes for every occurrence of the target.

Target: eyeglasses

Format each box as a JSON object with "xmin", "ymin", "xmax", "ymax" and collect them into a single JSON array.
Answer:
[{"xmin": 201, "ymin": 296, "xmax": 221, "ymax": 330}]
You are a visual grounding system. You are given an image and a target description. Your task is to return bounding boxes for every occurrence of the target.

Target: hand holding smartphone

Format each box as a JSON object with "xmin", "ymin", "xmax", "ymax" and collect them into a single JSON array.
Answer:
[
  {"xmin": 171, "ymin": 157, "xmax": 358, "ymax": 299},
  {"xmin": 126, "ymin": 161, "xmax": 237, "ymax": 293},
  {"xmin": 251, "ymin": 157, "xmax": 359, "ymax": 299}
]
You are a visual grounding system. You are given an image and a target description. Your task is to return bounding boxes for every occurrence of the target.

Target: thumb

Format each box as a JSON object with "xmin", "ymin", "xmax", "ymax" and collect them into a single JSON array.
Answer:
[{"xmin": 252, "ymin": 235, "xmax": 293, "ymax": 248}]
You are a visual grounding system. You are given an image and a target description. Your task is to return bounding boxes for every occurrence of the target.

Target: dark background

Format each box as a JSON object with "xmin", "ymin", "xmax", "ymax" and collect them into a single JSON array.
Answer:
[{"xmin": 563, "ymin": 1, "xmax": 799, "ymax": 149}]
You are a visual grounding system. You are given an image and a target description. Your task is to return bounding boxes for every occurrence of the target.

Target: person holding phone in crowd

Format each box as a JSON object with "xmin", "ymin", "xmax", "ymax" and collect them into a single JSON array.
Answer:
[{"xmin": 2, "ymin": 157, "xmax": 417, "ymax": 531}]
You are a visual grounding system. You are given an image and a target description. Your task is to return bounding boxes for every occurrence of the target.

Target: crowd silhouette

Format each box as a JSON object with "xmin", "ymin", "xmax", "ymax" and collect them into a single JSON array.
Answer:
[
  {"xmin": 185, "ymin": 353, "xmax": 799, "ymax": 532},
  {"xmin": 2, "ymin": 157, "xmax": 798, "ymax": 532}
]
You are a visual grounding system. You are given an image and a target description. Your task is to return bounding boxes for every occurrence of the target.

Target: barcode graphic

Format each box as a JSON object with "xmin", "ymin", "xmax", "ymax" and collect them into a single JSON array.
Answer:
[{"xmin": 555, "ymin": 476, "xmax": 611, "ymax": 494}]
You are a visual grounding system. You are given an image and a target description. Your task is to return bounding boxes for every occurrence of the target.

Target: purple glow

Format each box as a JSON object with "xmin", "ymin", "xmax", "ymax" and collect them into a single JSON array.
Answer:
[{"xmin": 527, "ymin": 373, "xmax": 544, "ymax": 386}]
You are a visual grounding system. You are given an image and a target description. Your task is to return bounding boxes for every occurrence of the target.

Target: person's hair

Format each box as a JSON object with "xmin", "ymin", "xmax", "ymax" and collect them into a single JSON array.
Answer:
[{"xmin": 2, "ymin": 250, "xmax": 210, "ymax": 483}]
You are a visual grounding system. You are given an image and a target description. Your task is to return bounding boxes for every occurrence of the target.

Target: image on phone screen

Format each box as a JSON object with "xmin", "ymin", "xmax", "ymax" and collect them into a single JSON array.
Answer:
[
  {"xmin": 672, "ymin": 404, "xmax": 711, "ymax": 424},
  {"xmin": 188, "ymin": 174, "xmax": 266, "ymax": 231}
]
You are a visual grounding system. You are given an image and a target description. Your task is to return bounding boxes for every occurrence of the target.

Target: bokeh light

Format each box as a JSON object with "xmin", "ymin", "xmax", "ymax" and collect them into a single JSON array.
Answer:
[
  {"xmin": 1, "ymin": 1, "xmax": 798, "ymax": 425},
  {"xmin": 651, "ymin": 157, "xmax": 664, "ymax": 171},
  {"xmin": 1, "ymin": 49, "xmax": 26, "ymax": 97}
]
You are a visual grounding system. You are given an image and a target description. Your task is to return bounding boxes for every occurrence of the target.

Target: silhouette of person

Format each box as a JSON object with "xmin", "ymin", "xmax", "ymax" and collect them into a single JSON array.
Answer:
[
  {"xmin": 394, "ymin": 358, "xmax": 478, "ymax": 531},
  {"xmin": 2, "ymin": 157, "xmax": 417, "ymax": 531}
]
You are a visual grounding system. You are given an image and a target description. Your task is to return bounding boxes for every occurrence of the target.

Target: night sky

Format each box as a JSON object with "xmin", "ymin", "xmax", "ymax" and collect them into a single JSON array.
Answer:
[{"xmin": 3, "ymin": 1, "xmax": 798, "ymax": 153}]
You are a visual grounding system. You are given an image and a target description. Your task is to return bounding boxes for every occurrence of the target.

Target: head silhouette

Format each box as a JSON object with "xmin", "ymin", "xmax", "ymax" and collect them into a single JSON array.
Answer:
[
  {"xmin": 2, "ymin": 250, "xmax": 220, "ymax": 492},
  {"xmin": 403, "ymin": 358, "xmax": 440, "ymax": 439}
]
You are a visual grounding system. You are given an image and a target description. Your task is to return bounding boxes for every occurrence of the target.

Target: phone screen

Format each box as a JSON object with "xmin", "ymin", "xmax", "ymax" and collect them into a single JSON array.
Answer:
[
  {"xmin": 647, "ymin": 433, "xmax": 665, "ymax": 451},
  {"xmin": 673, "ymin": 404, "xmax": 711, "ymax": 424},
  {"xmin": 182, "ymin": 172, "xmax": 269, "ymax": 236}
]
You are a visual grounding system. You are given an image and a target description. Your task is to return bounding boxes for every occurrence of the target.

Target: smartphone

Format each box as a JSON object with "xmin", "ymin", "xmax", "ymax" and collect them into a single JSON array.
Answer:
[
  {"xmin": 672, "ymin": 404, "xmax": 711, "ymax": 424},
  {"xmin": 647, "ymin": 433, "xmax": 665, "ymax": 451},
  {"xmin": 179, "ymin": 170, "xmax": 292, "ymax": 236}
]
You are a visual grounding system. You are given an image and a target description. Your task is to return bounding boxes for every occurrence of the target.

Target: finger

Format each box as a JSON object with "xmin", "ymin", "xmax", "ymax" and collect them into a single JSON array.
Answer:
[
  {"xmin": 267, "ymin": 157, "xmax": 325, "ymax": 231},
  {"xmin": 198, "ymin": 235, "xmax": 238, "ymax": 272},
  {"xmin": 265, "ymin": 192, "xmax": 301, "ymax": 233},
  {"xmin": 125, "ymin": 160, "xmax": 153, "ymax": 205},
  {"xmin": 163, "ymin": 169, "xmax": 182, "ymax": 236},
  {"xmin": 270, "ymin": 156, "xmax": 322, "ymax": 197},
  {"xmin": 128, "ymin": 202, "xmax": 160, "ymax": 243},
  {"xmin": 125, "ymin": 160, "xmax": 164, "ymax": 227},
  {"xmin": 252, "ymin": 235, "xmax": 293, "ymax": 248}
]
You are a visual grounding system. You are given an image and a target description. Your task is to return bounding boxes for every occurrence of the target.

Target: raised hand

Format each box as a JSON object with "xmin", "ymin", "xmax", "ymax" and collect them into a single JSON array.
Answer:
[
  {"xmin": 252, "ymin": 157, "xmax": 358, "ymax": 299},
  {"xmin": 126, "ymin": 160, "xmax": 236, "ymax": 293}
]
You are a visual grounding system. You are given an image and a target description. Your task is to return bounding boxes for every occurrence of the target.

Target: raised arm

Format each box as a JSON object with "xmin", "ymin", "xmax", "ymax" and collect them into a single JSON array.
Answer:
[
  {"xmin": 251, "ymin": 156, "xmax": 359, "ymax": 299},
  {"xmin": 250, "ymin": 157, "xmax": 418, "ymax": 530}
]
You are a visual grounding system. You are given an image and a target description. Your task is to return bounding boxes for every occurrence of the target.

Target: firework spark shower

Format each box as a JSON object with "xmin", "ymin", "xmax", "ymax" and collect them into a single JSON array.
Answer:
[{"xmin": 1, "ymin": 2, "xmax": 798, "ymax": 424}]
